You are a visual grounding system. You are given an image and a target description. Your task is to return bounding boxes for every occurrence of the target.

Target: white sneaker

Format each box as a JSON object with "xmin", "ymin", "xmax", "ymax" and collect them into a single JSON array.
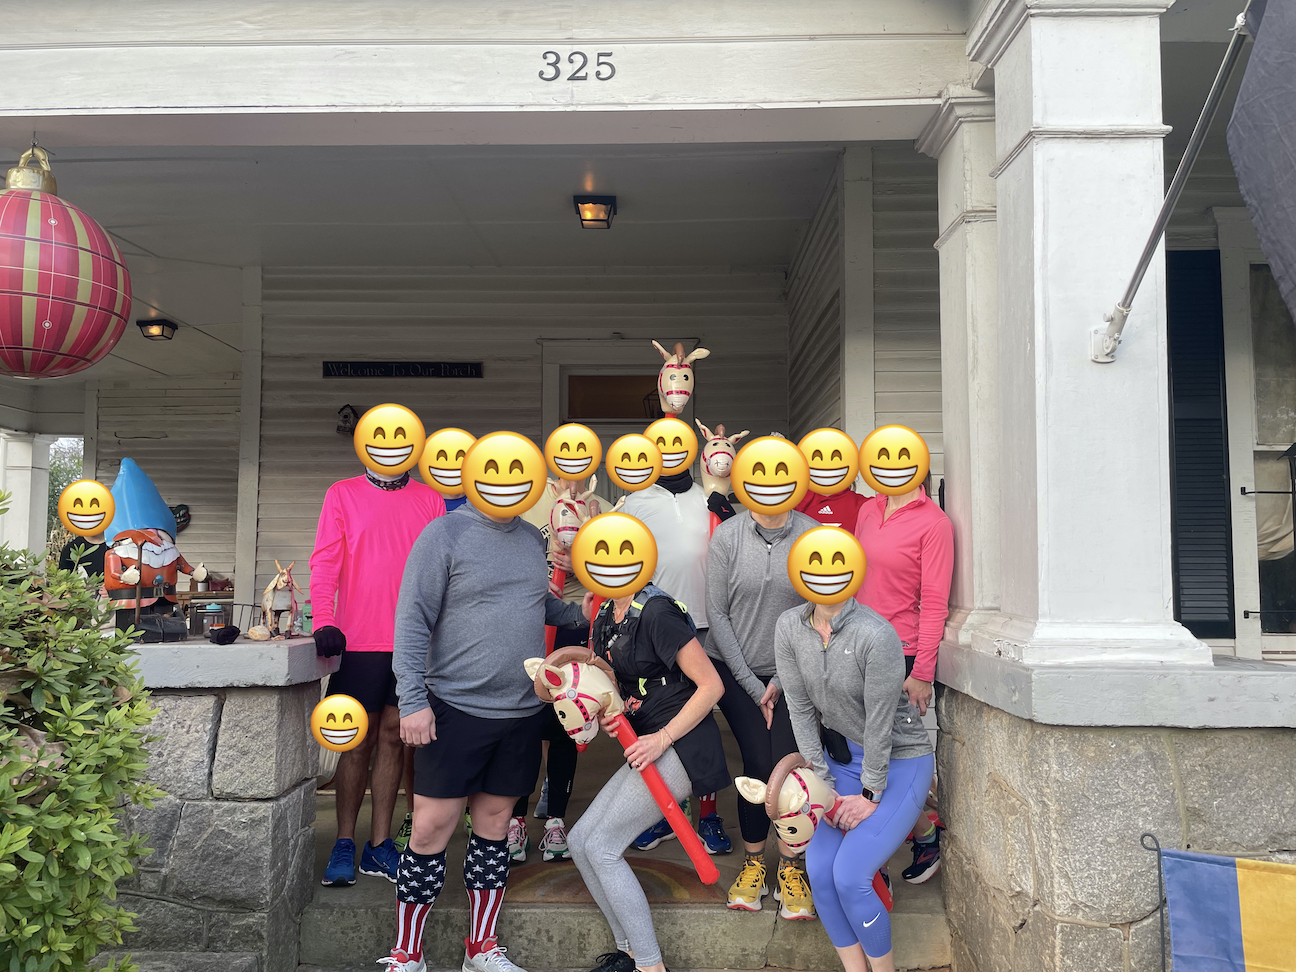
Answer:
[
  {"xmin": 540, "ymin": 817, "xmax": 570, "ymax": 862},
  {"xmin": 378, "ymin": 948, "xmax": 426, "ymax": 972},
  {"xmin": 506, "ymin": 816, "xmax": 529, "ymax": 863},
  {"xmin": 462, "ymin": 942, "xmax": 527, "ymax": 972}
]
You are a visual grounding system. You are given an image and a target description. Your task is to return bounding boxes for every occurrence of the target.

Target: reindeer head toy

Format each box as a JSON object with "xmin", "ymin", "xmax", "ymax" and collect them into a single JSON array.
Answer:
[
  {"xmin": 696, "ymin": 421, "xmax": 751, "ymax": 497},
  {"xmin": 653, "ymin": 340, "xmax": 710, "ymax": 415},
  {"xmin": 525, "ymin": 647, "xmax": 624, "ymax": 749},
  {"xmin": 737, "ymin": 753, "xmax": 842, "ymax": 852}
]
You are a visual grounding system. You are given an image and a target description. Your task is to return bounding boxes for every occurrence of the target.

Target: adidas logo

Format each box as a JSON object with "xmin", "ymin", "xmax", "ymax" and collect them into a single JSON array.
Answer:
[{"xmin": 818, "ymin": 505, "xmax": 833, "ymax": 514}]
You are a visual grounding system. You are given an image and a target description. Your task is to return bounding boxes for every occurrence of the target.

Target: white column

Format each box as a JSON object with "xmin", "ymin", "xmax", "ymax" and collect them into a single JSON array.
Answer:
[
  {"xmin": 233, "ymin": 267, "xmax": 263, "ymax": 613},
  {"xmin": 0, "ymin": 430, "xmax": 56, "ymax": 556},
  {"xmin": 840, "ymin": 145, "xmax": 876, "ymax": 445},
  {"xmin": 917, "ymin": 86, "xmax": 1000, "ymax": 646},
  {"xmin": 83, "ymin": 381, "xmax": 99, "ymax": 480},
  {"xmin": 968, "ymin": 0, "xmax": 1209, "ymax": 664}
]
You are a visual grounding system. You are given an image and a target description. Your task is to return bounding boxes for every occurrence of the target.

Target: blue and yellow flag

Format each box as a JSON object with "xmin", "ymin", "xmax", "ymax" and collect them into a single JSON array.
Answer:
[{"xmin": 1164, "ymin": 848, "xmax": 1296, "ymax": 971}]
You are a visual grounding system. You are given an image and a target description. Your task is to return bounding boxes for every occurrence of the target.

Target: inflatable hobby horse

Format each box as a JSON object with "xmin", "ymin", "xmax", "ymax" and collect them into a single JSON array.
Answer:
[
  {"xmin": 525, "ymin": 647, "xmax": 720, "ymax": 885},
  {"xmin": 544, "ymin": 476, "xmax": 599, "ymax": 653},
  {"xmin": 652, "ymin": 340, "xmax": 710, "ymax": 415},
  {"xmin": 696, "ymin": 421, "xmax": 750, "ymax": 534},
  {"xmin": 737, "ymin": 753, "xmax": 894, "ymax": 912}
]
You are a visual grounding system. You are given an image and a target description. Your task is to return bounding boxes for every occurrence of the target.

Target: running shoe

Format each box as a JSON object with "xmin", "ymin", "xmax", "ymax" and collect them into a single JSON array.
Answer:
[
  {"xmin": 774, "ymin": 859, "xmax": 816, "ymax": 920},
  {"xmin": 393, "ymin": 812, "xmax": 413, "ymax": 854},
  {"xmin": 540, "ymin": 817, "xmax": 570, "ymax": 862},
  {"xmin": 462, "ymin": 941, "xmax": 527, "ymax": 972},
  {"xmin": 902, "ymin": 826, "xmax": 943, "ymax": 884},
  {"xmin": 507, "ymin": 815, "xmax": 529, "ymax": 863},
  {"xmin": 534, "ymin": 776, "xmax": 550, "ymax": 819},
  {"xmin": 360, "ymin": 838, "xmax": 400, "ymax": 883},
  {"xmin": 697, "ymin": 812, "xmax": 732, "ymax": 855},
  {"xmin": 322, "ymin": 837, "xmax": 356, "ymax": 887},
  {"xmin": 378, "ymin": 948, "xmax": 426, "ymax": 972},
  {"xmin": 586, "ymin": 950, "xmax": 635, "ymax": 972},
  {"xmin": 727, "ymin": 854, "xmax": 767, "ymax": 911},
  {"xmin": 631, "ymin": 817, "xmax": 675, "ymax": 851}
]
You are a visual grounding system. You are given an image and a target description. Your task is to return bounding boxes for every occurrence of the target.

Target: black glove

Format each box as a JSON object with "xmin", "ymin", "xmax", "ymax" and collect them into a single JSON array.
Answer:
[
  {"xmin": 707, "ymin": 491, "xmax": 738, "ymax": 521},
  {"xmin": 314, "ymin": 625, "xmax": 347, "ymax": 657}
]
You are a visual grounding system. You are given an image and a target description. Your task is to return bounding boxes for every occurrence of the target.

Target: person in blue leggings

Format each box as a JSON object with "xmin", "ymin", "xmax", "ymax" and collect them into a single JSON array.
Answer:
[{"xmin": 774, "ymin": 591, "xmax": 935, "ymax": 972}]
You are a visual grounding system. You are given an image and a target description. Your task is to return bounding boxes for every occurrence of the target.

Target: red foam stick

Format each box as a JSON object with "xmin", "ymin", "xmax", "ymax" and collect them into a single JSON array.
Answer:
[
  {"xmin": 606, "ymin": 712, "xmax": 719, "ymax": 886},
  {"xmin": 586, "ymin": 594, "xmax": 605, "ymax": 650},
  {"xmin": 544, "ymin": 566, "xmax": 567, "ymax": 656},
  {"xmin": 709, "ymin": 511, "xmax": 720, "ymax": 537}
]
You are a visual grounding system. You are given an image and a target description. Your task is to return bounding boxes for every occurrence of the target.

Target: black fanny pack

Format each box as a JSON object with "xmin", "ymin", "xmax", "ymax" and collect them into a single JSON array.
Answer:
[
  {"xmin": 619, "ymin": 669, "xmax": 690, "ymax": 700},
  {"xmin": 820, "ymin": 724, "xmax": 853, "ymax": 764}
]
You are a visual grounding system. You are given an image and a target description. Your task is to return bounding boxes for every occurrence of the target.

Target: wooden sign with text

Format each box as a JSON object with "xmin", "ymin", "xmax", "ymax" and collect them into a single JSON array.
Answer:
[{"xmin": 322, "ymin": 361, "xmax": 483, "ymax": 379}]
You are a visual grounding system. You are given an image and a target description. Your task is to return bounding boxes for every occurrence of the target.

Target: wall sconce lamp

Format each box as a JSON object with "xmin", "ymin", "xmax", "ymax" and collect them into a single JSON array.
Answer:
[
  {"xmin": 573, "ymin": 195, "xmax": 617, "ymax": 229},
  {"xmin": 137, "ymin": 319, "xmax": 178, "ymax": 341}
]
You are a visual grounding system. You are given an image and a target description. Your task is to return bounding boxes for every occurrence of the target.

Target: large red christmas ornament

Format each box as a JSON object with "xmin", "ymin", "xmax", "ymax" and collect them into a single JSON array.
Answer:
[{"xmin": 0, "ymin": 147, "xmax": 131, "ymax": 378}]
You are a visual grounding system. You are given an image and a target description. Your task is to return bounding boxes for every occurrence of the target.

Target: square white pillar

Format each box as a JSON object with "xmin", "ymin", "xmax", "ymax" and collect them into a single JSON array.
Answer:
[
  {"xmin": 968, "ymin": 0, "xmax": 1209, "ymax": 664},
  {"xmin": 0, "ymin": 430, "xmax": 55, "ymax": 556}
]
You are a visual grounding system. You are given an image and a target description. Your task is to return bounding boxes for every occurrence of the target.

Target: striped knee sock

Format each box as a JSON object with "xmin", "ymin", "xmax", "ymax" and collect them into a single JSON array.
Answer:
[
  {"xmin": 396, "ymin": 848, "xmax": 446, "ymax": 960},
  {"xmin": 464, "ymin": 833, "xmax": 510, "ymax": 957}
]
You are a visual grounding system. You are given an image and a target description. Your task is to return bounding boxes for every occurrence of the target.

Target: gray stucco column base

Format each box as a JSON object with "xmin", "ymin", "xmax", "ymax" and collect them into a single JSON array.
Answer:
[{"xmin": 937, "ymin": 688, "xmax": 1296, "ymax": 972}]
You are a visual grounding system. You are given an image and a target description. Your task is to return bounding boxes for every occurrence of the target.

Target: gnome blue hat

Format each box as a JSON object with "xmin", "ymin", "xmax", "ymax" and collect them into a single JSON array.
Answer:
[{"xmin": 103, "ymin": 458, "xmax": 179, "ymax": 540}]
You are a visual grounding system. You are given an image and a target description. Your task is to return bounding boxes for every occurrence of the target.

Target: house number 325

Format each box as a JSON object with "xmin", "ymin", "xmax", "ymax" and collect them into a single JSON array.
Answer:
[{"xmin": 540, "ymin": 51, "xmax": 615, "ymax": 81}]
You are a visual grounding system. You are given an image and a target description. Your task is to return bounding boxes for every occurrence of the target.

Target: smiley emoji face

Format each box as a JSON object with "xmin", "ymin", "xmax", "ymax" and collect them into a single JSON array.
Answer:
[
  {"xmin": 571, "ymin": 512, "xmax": 659, "ymax": 599},
  {"xmin": 605, "ymin": 434, "xmax": 663, "ymax": 492},
  {"xmin": 545, "ymin": 423, "xmax": 604, "ymax": 481},
  {"xmin": 58, "ymin": 480, "xmax": 116, "ymax": 538},
  {"xmin": 798, "ymin": 428, "xmax": 860, "ymax": 496},
  {"xmin": 419, "ymin": 427, "xmax": 476, "ymax": 496},
  {"xmin": 787, "ymin": 527, "xmax": 866, "ymax": 604},
  {"xmin": 354, "ymin": 404, "xmax": 426, "ymax": 476},
  {"xmin": 731, "ymin": 436, "xmax": 810, "ymax": 515},
  {"xmin": 461, "ymin": 431, "xmax": 547, "ymax": 516},
  {"xmin": 859, "ymin": 425, "xmax": 930, "ymax": 495},
  {"xmin": 645, "ymin": 417, "xmax": 698, "ymax": 473},
  {"xmin": 311, "ymin": 695, "xmax": 370, "ymax": 753}
]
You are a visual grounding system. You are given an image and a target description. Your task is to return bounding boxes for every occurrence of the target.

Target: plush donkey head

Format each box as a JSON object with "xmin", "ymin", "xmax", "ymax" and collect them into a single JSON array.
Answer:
[
  {"xmin": 736, "ymin": 753, "xmax": 840, "ymax": 851},
  {"xmin": 525, "ymin": 647, "xmax": 624, "ymax": 749},
  {"xmin": 653, "ymin": 340, "xmax": 711, "ymax": 414},
  {"xmin": 548, "ymin": 475, "xmax": 599, "ymax": 550}
]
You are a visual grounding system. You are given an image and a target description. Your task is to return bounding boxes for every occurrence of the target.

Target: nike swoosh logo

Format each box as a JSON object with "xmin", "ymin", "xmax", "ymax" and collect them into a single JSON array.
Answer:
[{"xmin": 862, "ymin": 914, "xmax": 881, "ymax": 928}]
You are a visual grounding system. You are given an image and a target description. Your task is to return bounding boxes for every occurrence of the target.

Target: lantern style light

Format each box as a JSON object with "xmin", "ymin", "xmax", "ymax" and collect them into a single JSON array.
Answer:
[
  {"xmin": 137, "ymin": 319, "xmax": 177, "ymax": 341},
  {"xmin": 0, "ymin": 146, "xmax": 132, "ymax": 378},
  {"xmin": 573, "ymin": 195, "xmax": 617, "ymax": 229}
]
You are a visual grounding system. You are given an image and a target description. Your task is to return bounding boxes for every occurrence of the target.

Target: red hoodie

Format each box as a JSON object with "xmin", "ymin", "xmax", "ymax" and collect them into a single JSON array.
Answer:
[
  {"xmin": 795, "ymin": 489, "xmax": 867, "ymax": 530},
  {"xmin": 853, "ymin": 488, "xmax": 953, "ymax": 683}
]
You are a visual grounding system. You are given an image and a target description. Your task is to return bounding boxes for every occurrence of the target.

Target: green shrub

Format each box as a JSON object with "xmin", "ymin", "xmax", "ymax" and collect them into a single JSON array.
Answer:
[{"xmin": 0, "ymin": 493, "xmax": 159, "ymax": 972}]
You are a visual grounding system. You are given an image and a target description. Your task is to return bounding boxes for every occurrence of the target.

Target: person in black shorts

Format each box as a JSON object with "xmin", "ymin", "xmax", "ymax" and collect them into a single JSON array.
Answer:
[{"xmin": 385, "ymin": 502, "xmax": 591, "ymax": 972}]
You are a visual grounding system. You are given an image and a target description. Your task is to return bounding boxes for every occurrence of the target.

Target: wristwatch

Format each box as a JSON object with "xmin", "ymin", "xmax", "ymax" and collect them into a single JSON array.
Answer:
[{"xmin": 866, "ymin": 788, "xmax": 883, "ymax": 804}]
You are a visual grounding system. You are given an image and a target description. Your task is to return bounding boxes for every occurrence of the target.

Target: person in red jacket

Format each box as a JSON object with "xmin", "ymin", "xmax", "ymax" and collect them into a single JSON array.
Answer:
[{"xmin": 794, "ymin": 488, "xmax": 867, "ymax": 530}]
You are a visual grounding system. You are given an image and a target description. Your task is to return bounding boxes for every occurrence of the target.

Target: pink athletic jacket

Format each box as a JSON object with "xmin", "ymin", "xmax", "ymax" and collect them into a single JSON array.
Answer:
[
  {"xmin": 853, "ymin": 487, "xmax": 953, "ymax": 683},
  {"xmin": 309, "ymin": 475, "xmax": 445, "ymax": 652}
]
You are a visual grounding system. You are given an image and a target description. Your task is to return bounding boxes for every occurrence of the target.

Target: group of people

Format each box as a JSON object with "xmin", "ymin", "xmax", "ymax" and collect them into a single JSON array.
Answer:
[{"xmin": 309, "ymin": 413, "xmax": 953, "ymax": 972}]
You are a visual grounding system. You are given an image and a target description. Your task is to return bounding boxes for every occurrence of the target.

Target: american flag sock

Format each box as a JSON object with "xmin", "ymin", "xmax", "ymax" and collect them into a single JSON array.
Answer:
[
  {"xmin": 395, "ymin": 847, "xmax": 445, "ymax": 960},
  {"xmin": 463, "ymin": 833, "xmax": 510, "ymax": 957},
  {"xmin": 699, "ymin": 792, "xmax": 717, "ymax": 818}
]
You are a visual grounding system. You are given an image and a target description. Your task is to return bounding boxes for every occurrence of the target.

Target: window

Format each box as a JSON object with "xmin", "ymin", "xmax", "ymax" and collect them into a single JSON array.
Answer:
[{"xmin": 565, "ymin": 374, "xmax": 664, "ymax": 422}]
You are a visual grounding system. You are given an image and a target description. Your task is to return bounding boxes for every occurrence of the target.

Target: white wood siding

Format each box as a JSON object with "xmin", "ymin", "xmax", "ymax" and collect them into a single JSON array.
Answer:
[
  {"xmin": 258, "ymin": 266, "xmax": 788, "ymax": 595},
  {"xmin": 94, "ymin": 375, "xmax": 241, "ymax": 577}
]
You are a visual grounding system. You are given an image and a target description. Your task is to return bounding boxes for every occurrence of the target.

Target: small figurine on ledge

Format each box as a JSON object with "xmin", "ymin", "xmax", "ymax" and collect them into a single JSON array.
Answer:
[{"xmin": 261, "ymin": 559, "xmax": 305, "ymax": 637}]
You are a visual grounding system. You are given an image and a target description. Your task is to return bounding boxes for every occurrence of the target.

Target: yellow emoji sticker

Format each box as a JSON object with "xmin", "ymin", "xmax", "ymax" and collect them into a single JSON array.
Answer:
[
  {"xmin": 571, "ymin": 512, "xmax": 659, "ymax": 599},
  {"xmin": 787, "ymin": 527, "xmax": 867, "ymax": 604},
  {"xmin": 419, "ymin": 428, "xmax": 477, "ymax": 496},
  {"xmin": 645, "ymin": 417, "xmax": 698, "ymax": 473},
  {"xmin": 604, "ymin": 434, "xmax": 664, "ymax": 492},
  {"xmin": 354, "ymin": 404, "xmax": 426, "ymax": 476},
  {"xmin": 311, "ymin": 695, "xmax": 369, "ymax": 752},
  {"xmin": 545, "ymin": 423, "xmax": 604, "ymax": 481},
  {"xmin": 798, "ymin": 428, "xmax": 860, "ymax": 496},
  {"xmin": 731, "ymin": 436, "xmax": 810, "ymax": 515},
  {"xmin": 858, "ymin": 425, "xmax": 930, "ymax": 496},
  {"xmin": 461, "ymin": 431, "xmax": 547, "ymax": 516},
  {"xmin": 58, "ymin": 480, "xmax": 116, "ymax": 538}
]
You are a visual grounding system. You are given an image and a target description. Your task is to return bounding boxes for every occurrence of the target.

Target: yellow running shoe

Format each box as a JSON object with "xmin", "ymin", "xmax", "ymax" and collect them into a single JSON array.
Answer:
[
  {"xmin": 775, "ymin": 858, "xmax": 816, "ymax": 920},
  {"xmin": 727, "ymin": 854, "xmax": 768, "ymax": 911}
]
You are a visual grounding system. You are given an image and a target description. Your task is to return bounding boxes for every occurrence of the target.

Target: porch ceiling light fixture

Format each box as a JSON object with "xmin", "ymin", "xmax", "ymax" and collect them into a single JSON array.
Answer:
[
  {"xmin": 137, "ymin": 318, "xmax": 177, "ymax": 341},
  {"xmin": 573, "ymin": 195, "xmax": 617, "ymax": 229}
]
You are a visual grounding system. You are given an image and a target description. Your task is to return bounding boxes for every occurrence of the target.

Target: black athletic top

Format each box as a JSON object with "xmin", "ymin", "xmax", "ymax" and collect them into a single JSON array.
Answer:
[
  {"xmin": 59, "ymin": 539, "xmax": 106, "ymax": 579},
  {"xmin": 595, "ymin": 593, "xmax": 731, "ymax": 795}
]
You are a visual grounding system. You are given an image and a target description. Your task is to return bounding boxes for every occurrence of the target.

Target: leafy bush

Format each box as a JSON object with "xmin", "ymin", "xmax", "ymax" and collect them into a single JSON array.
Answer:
[{"xmin": 0, "ymin": 492, "xmax": 159, "ymax": 972}]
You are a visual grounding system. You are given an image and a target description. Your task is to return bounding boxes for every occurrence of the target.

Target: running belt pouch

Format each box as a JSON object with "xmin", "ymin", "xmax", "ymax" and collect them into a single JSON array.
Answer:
[{"xmin": 820, "ymin": 724, "xmax": 853, "ymax": 764}]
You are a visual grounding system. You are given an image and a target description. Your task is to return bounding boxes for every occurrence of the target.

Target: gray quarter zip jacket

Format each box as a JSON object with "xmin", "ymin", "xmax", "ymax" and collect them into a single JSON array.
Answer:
[
  {"xmin": 705, "ymin": 509, "xmax": 817, "ymax": 703},
  {"xmin": 774, "ymin": 598, "xmax": 932, "ymax": 792},
  {"xmin": 393, "ymin": 504, "xmax": 585, "ymax": 719}
]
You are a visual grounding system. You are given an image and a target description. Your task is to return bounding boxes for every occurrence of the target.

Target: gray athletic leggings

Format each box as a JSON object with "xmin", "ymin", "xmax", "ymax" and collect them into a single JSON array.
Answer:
[{"xmin": 568, "ymin": 747, "xmax": 692, "ymax": 969}]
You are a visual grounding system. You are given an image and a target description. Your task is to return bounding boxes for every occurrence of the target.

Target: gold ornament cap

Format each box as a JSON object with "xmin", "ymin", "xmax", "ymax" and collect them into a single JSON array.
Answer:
[{"xmin": 5, "ymin": 146, "xmax": 57, "ymax": 194}]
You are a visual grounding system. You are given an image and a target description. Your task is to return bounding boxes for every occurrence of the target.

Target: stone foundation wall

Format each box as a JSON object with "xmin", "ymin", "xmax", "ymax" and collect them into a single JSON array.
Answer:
[
  {"xmin": 106, "ymin": 683, "xmax": 320, "ymax": 972},
  {"xmin": 937, "ymin": 688, "xmax": 1296, "ymax": 972}
]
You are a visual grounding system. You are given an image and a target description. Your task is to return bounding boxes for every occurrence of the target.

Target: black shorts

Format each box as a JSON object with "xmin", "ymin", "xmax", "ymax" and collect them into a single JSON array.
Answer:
[
  {"xmin": 905, "ymin": 653, "xmax": 916, "ymax": 678},
  {"xmin": 413, "ymin": 693, "xmax": 545, "ymax": 799},
  {"xmin": 327, "ymin": 650, "xmax": 398, "ymax": 714}
]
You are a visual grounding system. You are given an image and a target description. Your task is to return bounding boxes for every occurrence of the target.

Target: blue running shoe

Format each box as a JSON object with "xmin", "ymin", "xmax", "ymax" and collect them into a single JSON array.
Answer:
[
  {"xmin": 698, "ymin": 813, "xmax": 733, "ymax": 855},
  {"xmin": 360, "ymin": 837, "xmax": 400, "ymax": 883},
  {"xmin": 632, "ymin": 818, "xmax": 676, "ymax": 851},
  {"xmin": 322, "ymin": 838, "xmax": 356, "ymax": 887}
]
